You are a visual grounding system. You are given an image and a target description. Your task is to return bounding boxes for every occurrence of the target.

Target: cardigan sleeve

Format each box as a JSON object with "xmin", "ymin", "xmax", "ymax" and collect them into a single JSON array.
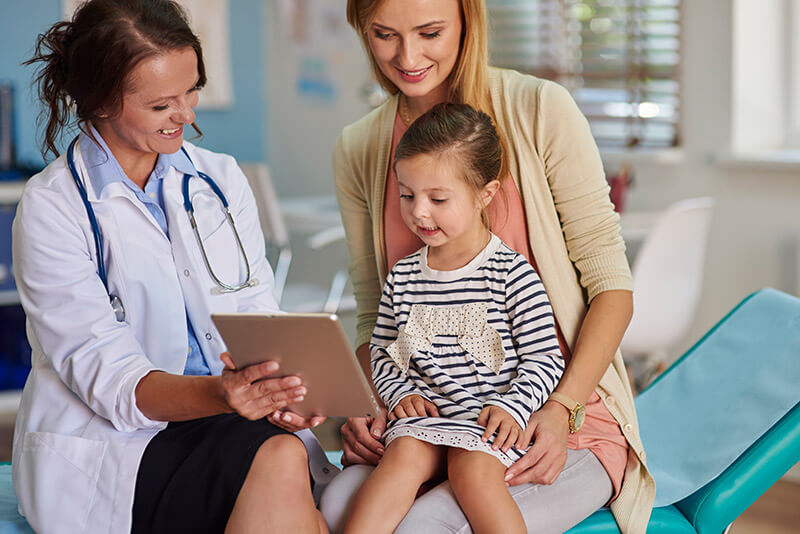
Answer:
[
  {"xmin": 332, "ymin": 132, "xmax": 383, "ymax": 348},
  {"xmin": 533, "ymin": 80, "xmax": 632, "ymax": 301}
]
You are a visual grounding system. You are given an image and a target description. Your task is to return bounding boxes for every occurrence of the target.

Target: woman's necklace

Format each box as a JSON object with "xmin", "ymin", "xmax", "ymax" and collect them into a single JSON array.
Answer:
[{"xmin": 398, "ymin": 94, "xmax": 413, "ymax": 127}]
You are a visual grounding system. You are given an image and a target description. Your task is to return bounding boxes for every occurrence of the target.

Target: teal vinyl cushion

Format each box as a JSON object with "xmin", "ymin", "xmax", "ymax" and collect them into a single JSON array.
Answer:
[
  {"xmin": 0, "ymin": 463, "xmax": 32, "ymax": 533},
  {"xmin": 565, "ymin": 506, "xmax": 695, "ymax": 534},
  {"xmin": 675, "ymin": 401, "xmax": 800, "ymax": 533},
  {"xmin": 636, "ymin": 288, "xmax": 800, "ymax": 507}
]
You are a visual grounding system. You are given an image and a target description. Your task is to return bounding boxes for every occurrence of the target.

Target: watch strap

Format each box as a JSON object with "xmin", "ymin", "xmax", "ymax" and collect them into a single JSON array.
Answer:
[{"xmin": 549, "ymin": 392, "xmax": 580, "ymax": 411}]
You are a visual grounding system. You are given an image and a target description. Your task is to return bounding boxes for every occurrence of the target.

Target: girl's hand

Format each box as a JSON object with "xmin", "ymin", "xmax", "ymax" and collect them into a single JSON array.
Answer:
[
  {"xmin": 219, "ymin": 352, "xmax": 309, "ymax": 422},
  {"xmin": 340, "ymin": 410, "xmax": 388, "ymax": 466},
  {"xmin": 503, "ymin": 401, "xmax": 569, "ymax": 486},
  {"xmin": 477, "ymin": 406, "xmax": 524, "ymax": 452},
  {"xmin": 389, "ymin": 394, "xmax": 439, "ymax": 420}
]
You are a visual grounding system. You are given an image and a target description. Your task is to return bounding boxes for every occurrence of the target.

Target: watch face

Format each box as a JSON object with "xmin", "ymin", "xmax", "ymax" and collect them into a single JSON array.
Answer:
[{"xmin": 573, "ymin": 406, "xmax": 586, "ymax": 432}]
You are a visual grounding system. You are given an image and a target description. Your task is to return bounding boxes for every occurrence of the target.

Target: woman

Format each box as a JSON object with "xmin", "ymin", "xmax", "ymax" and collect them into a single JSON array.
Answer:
[
  {"xmin": 320, "ymin": 0, "xmax": 654, "ymax": 532},
  {"xmin": 13, "ymin": 1, "xmax": 333, "ymax": 532}
]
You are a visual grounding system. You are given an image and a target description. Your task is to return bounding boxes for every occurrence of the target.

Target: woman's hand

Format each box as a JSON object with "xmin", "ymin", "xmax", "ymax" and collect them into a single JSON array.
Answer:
[
  {"xmin": 340, "ymin": 410, "xmax": 387, "ymax": 466},
  {"xmin": 388, "ymin": 394, "xmax": 439, "ymax": 420},
  {"xmin": 477, "ymin": 406, "xmax": 524, "ymax": 452},
  {"xmin": 503, "ymin": 401, "xmax": 570, "ymax": 486},
  {"xmin": 219, "ymin": 352, "xmax": 317, "ymax": 427}
]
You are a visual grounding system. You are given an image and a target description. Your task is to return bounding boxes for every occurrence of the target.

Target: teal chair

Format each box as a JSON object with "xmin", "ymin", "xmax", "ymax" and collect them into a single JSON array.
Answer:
[{"xmin": 567, "ymin": 288, "xmax": 800, "ymax": 533}]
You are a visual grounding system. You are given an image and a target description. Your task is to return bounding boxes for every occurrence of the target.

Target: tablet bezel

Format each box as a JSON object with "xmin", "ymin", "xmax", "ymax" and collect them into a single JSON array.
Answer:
[{"xmin": 211, "ymin": 312, "xmax": 381, "ymax": 418}]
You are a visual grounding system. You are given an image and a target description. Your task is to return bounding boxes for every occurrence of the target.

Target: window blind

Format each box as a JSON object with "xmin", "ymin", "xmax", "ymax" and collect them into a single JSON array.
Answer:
[{"xmin": 487, "ymin": 0, "xmax": 681, "ymax": 148}]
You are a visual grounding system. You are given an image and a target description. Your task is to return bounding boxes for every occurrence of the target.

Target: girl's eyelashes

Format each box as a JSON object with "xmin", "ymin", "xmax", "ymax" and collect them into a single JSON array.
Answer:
[
  {"xmin": 431, "ymin": 198, "xmax": 447, "ymax": 204},
  {"xmin": 152, "ymin": 104, "xmax": 169, "ymax": 111},
  {"xmin": 421, "ymin": 30, "xmax": 441, "ymax": 39},
  {"xmin": 373, "ymin": 29, "xmax": 392, "ymax": 40}
]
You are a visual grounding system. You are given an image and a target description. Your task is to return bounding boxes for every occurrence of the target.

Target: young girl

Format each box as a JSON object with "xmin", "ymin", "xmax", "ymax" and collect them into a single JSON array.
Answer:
[{"xmin": 344, "ymin": 103, "xmax": 565, "ymax": 533}]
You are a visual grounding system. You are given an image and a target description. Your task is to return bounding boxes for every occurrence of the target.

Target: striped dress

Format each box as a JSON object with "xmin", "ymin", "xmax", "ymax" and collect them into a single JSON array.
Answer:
[{"xmin": 371, "ymin": 234, "xmax": 565, "ymax": 466}]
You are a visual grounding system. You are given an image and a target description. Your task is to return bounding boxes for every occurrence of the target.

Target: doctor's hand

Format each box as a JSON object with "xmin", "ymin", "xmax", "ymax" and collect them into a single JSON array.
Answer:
[
  {"xmin": 340, "ymin": 409, "xmax": 387, "ymax": 466},
  {"xmin": 219, "ymin": 352, "xmax": 311, "ymax": 422},
  {"xmin": 504, "ymin": 401, "xmax": 569, "ymax": 486}
]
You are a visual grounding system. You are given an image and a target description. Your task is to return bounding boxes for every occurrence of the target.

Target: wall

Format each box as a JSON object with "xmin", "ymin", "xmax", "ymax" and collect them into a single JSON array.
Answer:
[
  {"xmin": 0, "ymin": 0, "xmax": 267, "ymax": 166},
  {"xmin": 616, "ymin": 0, "xmax": 800, "ymax": 358}
]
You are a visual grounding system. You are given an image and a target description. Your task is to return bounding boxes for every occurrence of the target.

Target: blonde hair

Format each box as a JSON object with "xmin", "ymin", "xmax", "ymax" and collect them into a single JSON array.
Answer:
[
  {"xmin": 346, "ymin": 0, "xmax": 493, "ymax": 115},
  {"xmin": 346, "ymin": 0, "xmax": 509, "ymax": 186}
]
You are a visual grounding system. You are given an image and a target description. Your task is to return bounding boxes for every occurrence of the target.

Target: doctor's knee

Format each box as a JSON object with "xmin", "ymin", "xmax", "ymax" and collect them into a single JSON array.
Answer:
[{"xmin": 251, "ymin": 433, "xmax": 308, "ymax": 481}]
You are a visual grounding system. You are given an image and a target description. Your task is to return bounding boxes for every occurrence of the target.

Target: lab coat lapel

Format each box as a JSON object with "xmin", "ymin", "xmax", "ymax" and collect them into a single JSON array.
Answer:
[
  {"xmin": 163, "ymin": 168, "xmax": 229, "ymax": 375},
  {"xmin": 74, "ymin": 139, "xmax": 172, "ymax": 242}
]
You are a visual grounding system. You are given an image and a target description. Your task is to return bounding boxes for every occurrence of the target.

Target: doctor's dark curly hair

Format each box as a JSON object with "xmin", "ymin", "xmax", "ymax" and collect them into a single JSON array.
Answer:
[{"xmin": 25, "ymin": 0, "xmax": 207, "ymax": 160}]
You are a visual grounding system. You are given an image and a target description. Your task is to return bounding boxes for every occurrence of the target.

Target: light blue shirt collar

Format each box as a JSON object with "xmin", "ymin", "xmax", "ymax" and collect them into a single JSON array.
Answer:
[{"xmin": 79, "ymin": 125, "xmax": 197, "ymax": 196}]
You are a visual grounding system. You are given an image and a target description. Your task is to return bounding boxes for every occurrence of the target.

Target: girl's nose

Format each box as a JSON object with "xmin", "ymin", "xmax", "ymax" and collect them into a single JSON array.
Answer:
[{"xmin": 411, "ymin": 200, "xmax": 428, "ymax": 219}]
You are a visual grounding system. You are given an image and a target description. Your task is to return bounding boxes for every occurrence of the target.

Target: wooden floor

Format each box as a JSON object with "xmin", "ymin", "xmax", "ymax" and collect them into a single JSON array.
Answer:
[{"xmin": 0, "ymin": 414, "xmax": 797, "ymax": 532}]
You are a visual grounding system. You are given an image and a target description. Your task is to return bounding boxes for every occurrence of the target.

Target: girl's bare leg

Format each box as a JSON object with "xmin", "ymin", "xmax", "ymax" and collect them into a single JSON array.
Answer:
[
  {"xmin": 226, "ymin": 434, "xmax": 325, "ymax": 533},
  {"xmin": 345, "ymin": 437, "xmax": 445, "ymax": 533},
  {"xmin": 447, "ymin": 448, "xmax": 526, "ymax": 534}
]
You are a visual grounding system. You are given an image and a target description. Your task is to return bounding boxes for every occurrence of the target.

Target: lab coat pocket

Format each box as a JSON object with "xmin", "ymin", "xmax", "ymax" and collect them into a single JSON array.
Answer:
[
  {"xmin": 192, "ymin": 190, "xmax": 228, "ymax": 241},
  {"xmin": 18, "ymin": 432, "xmax": 106, "ymax": 533}
]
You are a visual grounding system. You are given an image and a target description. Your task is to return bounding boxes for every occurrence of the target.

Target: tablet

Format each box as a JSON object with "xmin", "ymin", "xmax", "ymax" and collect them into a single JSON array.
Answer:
[{"xmin": 211, "ymin": 312, "xmax": 382, "ymax": 418}]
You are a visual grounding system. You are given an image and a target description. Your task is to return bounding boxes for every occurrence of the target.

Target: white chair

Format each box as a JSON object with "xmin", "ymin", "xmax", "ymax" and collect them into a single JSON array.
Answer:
[
  {"xmin": 621, "ymin": 197, "xmax": 715, "ymax": 389},
  {"xmin": 239, "ymin": 163, "xmax": 354, "ymax": 313}
]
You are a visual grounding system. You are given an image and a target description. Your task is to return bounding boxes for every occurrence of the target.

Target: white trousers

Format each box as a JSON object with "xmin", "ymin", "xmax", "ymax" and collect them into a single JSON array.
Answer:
[{"xmin": 319, "ymin": 448, "xmax": 613, "ymax": 533}]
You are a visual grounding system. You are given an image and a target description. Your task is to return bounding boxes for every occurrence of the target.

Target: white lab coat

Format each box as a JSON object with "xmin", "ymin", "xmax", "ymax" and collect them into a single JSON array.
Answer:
[{"xmin": 11, "ymin": 140, "xmax": 335, "ymax": 533}]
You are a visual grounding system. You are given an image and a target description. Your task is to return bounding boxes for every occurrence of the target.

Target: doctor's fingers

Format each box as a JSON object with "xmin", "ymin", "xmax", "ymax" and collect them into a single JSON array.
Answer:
[
  {"xmin": 270, "ymin": 411, "xmax": 325, "ymax": 432},
  {"xmin": 233, "ymin": 389, "xmax": 304, "ymax": 420},
  {"xmin": 235, "ymin": 360, "xmax": 282, "ymax": 384}
]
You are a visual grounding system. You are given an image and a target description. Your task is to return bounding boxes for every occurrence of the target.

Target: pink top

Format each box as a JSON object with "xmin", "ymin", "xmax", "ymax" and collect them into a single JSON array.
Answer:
[{"xmin": 384, "ymin": 113, "xmax": 627, "ymax": 500}]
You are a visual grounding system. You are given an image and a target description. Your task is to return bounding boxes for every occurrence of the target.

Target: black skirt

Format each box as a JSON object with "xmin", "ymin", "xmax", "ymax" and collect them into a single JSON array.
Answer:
[{"xmin": 131, "ymin": 413, "xmax": 297, "ymax": 533}]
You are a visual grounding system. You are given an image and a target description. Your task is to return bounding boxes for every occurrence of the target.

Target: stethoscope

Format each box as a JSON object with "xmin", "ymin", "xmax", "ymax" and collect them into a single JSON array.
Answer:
[{"xmin": 66, "ymin": 136, "xmax": 258, "ymax": 322}]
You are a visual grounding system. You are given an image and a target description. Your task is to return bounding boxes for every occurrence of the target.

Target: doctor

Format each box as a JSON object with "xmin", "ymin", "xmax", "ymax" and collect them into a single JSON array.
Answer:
[{"xmin": 13, "ymin": 0, "xmax": 333, "ymax": 532}]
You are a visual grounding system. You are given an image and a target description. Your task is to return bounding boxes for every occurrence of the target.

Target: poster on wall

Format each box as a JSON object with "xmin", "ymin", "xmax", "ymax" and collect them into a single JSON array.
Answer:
[
  {"xmin": 62, "ymin": 0, "xmax": 233, "ymax": 109},
  {"xmin": 276, "ymin": 0, "xmax": 351, "ymax": 104}
]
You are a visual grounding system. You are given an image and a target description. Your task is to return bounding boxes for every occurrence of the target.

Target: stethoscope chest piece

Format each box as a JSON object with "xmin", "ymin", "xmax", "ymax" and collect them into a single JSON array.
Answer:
[{"xmin": 110, "ymin": 294, "xmax": 125, "ymax": 323}]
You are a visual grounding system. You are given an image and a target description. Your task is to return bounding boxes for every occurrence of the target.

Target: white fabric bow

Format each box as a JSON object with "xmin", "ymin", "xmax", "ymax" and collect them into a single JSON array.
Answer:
[{"xmin": 386, "ymin": 302, "xmax": 507, "ymax": 374}]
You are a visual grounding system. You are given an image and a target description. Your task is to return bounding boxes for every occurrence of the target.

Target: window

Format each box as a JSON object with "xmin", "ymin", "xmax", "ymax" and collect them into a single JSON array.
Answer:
[
  {"xmin": 487, "ymin": 0, "xmax": 682, "ymax": 149},
  {"xmin": 731, "ymin": 0, "xmax": 800, "ymax": 157},
  {"xmin": 787, "ymin": 0, "xmax": 800, "ymax": 148}
]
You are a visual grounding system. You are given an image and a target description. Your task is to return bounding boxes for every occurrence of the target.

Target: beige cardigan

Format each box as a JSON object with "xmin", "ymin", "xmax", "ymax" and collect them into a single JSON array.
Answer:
[{"xmin": 333, "ymin": 67, "xmax": 655, "ymax": 533}]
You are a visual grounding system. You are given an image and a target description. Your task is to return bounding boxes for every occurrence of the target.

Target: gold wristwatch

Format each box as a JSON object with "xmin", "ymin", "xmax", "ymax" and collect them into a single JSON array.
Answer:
[{"xmin": 548, "ymin": 392, "xmax": 586, "ymax": 434}]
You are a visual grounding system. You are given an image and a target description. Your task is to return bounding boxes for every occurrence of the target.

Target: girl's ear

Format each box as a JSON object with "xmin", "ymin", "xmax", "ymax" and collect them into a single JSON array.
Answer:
[{"xmin": 479, "ymin": 180, "xmax": 501, "ymax": 207}]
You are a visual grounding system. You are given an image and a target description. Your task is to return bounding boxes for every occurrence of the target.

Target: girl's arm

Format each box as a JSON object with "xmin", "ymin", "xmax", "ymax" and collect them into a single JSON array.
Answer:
[
  {"xmin": 484, "ymin": 258, "xmax": 565, "ymax": 429},
  {"xmin": 369, "ymin": 275, "xmax": 430, "ymax": 411}
]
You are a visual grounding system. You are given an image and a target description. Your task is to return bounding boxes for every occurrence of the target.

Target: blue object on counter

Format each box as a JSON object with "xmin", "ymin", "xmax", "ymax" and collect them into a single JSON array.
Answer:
[{"xmin": 0, "ymin": 170, "xmax": 27, "ymax": 182}]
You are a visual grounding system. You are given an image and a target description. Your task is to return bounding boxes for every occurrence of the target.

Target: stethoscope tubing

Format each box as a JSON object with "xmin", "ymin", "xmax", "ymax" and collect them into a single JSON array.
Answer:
[{"xmin": 65, "ymin": 135, "xmax": 257, "ymax": 322}]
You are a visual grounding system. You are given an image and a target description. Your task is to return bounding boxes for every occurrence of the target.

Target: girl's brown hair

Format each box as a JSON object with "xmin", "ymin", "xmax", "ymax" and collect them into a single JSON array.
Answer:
[
  {"xmin": 25, "ymin": 0, "xmax": 207, "ymax": 160},
  {"xmin": 394, "ymin": 102, "xmax": 505, "ymax": 228}
]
